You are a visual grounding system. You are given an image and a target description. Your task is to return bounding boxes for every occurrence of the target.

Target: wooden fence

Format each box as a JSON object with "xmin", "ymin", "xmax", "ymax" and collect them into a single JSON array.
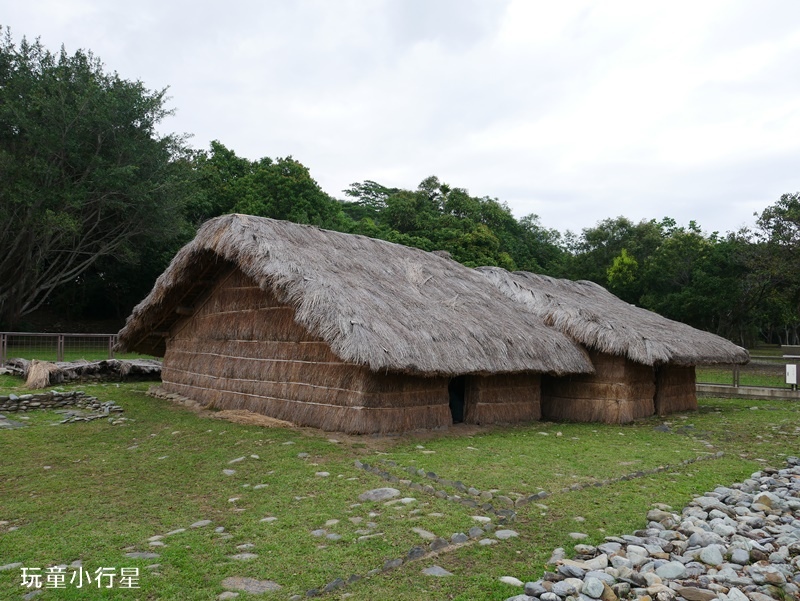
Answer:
[{"xmin": 0, "ymin": 332, "xmax": 119, "ymax": 363}]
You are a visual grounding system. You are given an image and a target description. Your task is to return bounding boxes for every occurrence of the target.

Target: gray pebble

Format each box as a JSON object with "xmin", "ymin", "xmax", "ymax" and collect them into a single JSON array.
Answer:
[
  {"xmin": 190, "ymin": 520, "xmax": 212, "ymax": 528},
  {"xmin": 358, "ymin": 488, "xmax": 400, "ymax": 502},
  {"xmin": 495, "ymin": 529, "xmax": 519, "ymax": 540},
  {"xmin": 423, "ymin": 565, "xmax": 453, "ymax": 577},
  {"xmin": 228, "ymin": 553, "xmax": 258, "ymax": 561}
]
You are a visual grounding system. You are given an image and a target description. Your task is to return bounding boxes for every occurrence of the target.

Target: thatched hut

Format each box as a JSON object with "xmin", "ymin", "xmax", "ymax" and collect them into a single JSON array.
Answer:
[
  {"xmin": 477, "ymin": 268, "xmax": 749, "ymax": 423},
  {"xmin": 117, "ymin": 215, "xmax": 592, "ymax": 433}
]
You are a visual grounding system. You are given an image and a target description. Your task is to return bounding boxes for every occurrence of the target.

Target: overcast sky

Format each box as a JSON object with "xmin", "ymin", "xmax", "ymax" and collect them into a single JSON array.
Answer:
[{"xmin": 6, "ymin": 0, "xmax": 800, "ymax": 235}]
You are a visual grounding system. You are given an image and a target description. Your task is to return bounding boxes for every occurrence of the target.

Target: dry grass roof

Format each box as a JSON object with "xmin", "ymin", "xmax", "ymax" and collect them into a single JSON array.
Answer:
[
  {"xmin": 477, "ymin": 267, "xmax": 749, "ymax": 367},
  {"xmin": 118, "ymin": 214, "xmax": 593, "ymax": 377}
]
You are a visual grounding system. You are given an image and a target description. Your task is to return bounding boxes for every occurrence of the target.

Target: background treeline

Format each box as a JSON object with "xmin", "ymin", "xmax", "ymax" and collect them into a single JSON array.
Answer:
[{"xmin": 2, "ymin": 30, "xmax": 799, "ymax": 348}]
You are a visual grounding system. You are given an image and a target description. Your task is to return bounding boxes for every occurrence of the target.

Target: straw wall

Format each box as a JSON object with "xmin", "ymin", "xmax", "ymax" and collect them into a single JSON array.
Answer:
[
  {"xmin": 463, "ymin": 373, "xmax": 541, "ymax": 425},
  {"xmin": 654, "ymin": 365, "xmax": 697, "ymax": 415},
  {"xmin": 542, "ymin": 350, "xmax": 656, "ymax": 423},
  {"xmin": 161, "ymin": 268, "xmax": 452, "ymax": 434}
]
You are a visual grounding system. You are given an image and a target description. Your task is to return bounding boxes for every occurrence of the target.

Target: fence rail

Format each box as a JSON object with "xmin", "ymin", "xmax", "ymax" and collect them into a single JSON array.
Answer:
[
  {"xmin": 696, "ymin": 354, "xmax": 797, "ymax": 389},
  {"xmin": 0, "ymin": 332, "xmax": 120, "ymax": 363}
]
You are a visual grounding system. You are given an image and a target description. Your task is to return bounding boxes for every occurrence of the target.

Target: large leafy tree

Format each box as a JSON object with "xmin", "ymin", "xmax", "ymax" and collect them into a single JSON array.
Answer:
[
  {"xmin": 0, "ymin": 29, "xmax": 191, "ymax": 327},
  {"xmin": 749, "ymin": 193, "xmax": 800, "ymax": 344},
  {"xmin": 187, "ymin": 141, "xmax": 343, "ymax": 228},
  {"xmin": 339, "ymin": 176, "xmax": 565, "ymax": 271}
]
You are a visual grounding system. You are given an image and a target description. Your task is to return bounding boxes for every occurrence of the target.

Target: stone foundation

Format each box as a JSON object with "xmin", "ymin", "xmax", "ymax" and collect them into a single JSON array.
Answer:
[{"xmin": 0, "ymin": 390, "xmax": 109, "ymax": 412}]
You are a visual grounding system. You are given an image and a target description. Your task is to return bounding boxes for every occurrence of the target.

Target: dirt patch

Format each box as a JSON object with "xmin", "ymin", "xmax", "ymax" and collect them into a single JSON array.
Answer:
[{"xmin": 207, "ymin": 409, "xmax": 296, "ymax": 429}]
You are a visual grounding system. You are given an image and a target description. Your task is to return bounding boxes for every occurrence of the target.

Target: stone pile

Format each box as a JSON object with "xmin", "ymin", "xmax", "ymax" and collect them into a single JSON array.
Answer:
[
  {"xmin": 0, "ymin": 390, "xmax": 120, "ymax": 412},
  {"xmin": 0, "ymin": 391, "xmax": 124, "ymax": 424},
  {"xmin": 507, "ymin": 458, "xmax": 800, "ymax": 601}
]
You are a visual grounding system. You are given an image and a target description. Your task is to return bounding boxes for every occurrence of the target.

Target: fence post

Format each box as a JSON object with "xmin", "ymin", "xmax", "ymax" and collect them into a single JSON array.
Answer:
[
  {"xmin": 108, "ymin": 335, "xmax": 115, "ymax": 359},
  {"xmin": 57, "ymin": 335, "xmax": 64, "ymax": 362},
  {"xmin": 0, "ymin": 333, "xmax": 6, "ymax": 363}
]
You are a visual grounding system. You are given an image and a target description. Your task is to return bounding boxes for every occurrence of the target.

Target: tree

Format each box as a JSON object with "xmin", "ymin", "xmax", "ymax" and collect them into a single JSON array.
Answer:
[
  {"xmin": 341, "ymin": 179, "xmax": 397, "ymax": 222},
  {"xmin": 606, "ymin": 248, "xmax": 639, "ymax": 302},
  {"xmin": 0, "ymin": 29, "xmax": 191, "ymax": 327},
  {"xmin": 563, "ymin": 217, "xmax": 664, "ymax": 287},
  {"xmin": 189, "ymin": 142, "xmax": 344, "ymax": 228},
  {"xmin": 338, "ymin": 177, "xmax": 565, "ymax": 272},
  {"xmin": 185, "ymin": 140, "xmax": 252, "ymax": 225},
  {"xmin": 749, "ymin": 193, "xmax": 800, "ymax": 344}
]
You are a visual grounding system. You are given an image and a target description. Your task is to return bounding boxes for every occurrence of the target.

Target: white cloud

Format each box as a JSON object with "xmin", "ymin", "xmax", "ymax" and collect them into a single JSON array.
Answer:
[{"xmin": 5, "ymin": 0, "xmax": 800, "ymax": 235}]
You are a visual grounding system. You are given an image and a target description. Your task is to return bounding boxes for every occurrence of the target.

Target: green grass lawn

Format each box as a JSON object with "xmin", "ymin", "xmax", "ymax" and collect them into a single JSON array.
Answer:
[
  {"xmin": 4, "ymin": 348, "xmax": 151, "ymax": 363},
  {"xmin": 695, "ymin": 366, "xmax": 788, "ymax": 387},
  {"xmin": 1, "ymin": 376, "xmax": 797, "ymax": 600}
]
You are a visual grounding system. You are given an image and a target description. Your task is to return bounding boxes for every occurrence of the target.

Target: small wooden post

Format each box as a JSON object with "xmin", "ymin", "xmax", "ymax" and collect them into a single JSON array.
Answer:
[
  {"xmin": 108, "ymin": 335, "xmax": 115, "ymax": 359},
  {"xmin": 0, "ymin": 333, "xmax": 6, "ymax": 363},
  {"xmin": 733, "ymin": 364, "xmax": 740, "ymax": 388},
  {"xmin": 57, "ymin": 335, "xmax": 64, "ymax": 362}
]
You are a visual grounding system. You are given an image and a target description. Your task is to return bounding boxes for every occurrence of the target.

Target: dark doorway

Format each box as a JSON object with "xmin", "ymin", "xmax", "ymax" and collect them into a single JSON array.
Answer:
[{"xmin": 448, "ymin": 376, "xmax": 466, "ymax": 423}]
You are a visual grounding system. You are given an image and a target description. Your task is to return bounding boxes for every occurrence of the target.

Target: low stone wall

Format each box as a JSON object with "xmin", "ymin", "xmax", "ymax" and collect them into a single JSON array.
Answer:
[{"xmin": 0, "ymin": 390, "xmax": 116, "ymax": 413}]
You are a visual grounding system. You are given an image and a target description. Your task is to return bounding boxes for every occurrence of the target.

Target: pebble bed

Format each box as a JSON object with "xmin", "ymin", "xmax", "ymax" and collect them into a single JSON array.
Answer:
[{"xmin": 506, "ymin": 457, "xmax": 800, "ymax": 601}]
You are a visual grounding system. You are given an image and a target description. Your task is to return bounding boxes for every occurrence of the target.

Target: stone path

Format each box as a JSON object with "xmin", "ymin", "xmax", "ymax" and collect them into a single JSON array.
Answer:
[{"xmin": 355, "ymin": 453, "xmax": 728, "ymax": 521}]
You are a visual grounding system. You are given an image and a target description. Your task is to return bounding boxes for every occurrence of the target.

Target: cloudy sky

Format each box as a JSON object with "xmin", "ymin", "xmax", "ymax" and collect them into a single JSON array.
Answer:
[{"xmin": 7, "ymin": 1, "xmax": 800, "ymax": 234}]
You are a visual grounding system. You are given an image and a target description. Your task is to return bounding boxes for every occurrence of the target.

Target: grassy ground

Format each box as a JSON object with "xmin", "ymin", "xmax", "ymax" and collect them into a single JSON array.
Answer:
[
  {"xmin": 3, "ymin": 348, "xmax": 150, "ymax": 362},
  {"xmin": 0, "ymin": 376, "xmax": 797, "ymax": 600},
  {"xmin": 695, "ymin": 366, "xmax": 787, "ymax": 387}
]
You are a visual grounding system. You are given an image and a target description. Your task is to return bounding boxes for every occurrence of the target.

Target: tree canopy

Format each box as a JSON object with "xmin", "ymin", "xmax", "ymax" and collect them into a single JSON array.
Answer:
[{"xmin": 0, "ymin": 29, "xmax": 192, "ymax": 327}]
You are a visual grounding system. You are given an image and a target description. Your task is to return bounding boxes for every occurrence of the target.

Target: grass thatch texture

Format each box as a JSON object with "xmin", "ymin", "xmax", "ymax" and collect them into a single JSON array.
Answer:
[
  {"xmin": 541, "ymin": 395, "xmax": 654, "ymax": 424},
  {"xmin": 159, "ymin": 272, "xmax": 456, "ymax": 432},
  {"xmin": 478, "ymin": 267, "xmax": 750, "ymax": 367},
  {"xmin": 655, "ymin": 365, "xmax": 697, "ymax": 415},
  {"xmin": 162, "ymin": 380, "xmax": 452, "ymax": 433},
  {"xmin": 542, "ymin": 352, "xmax": 656, "ymax": 423},
  {"xmin": 464, "ymin": 373, "xmax": 541, "ymax": 424},
  {"xmin": 117, "ymin": 215, "xmax": 593, "ymax": 376},
  {"xmin": 25, "ymin": 360, "xmax": 62, "ymax": 389}
]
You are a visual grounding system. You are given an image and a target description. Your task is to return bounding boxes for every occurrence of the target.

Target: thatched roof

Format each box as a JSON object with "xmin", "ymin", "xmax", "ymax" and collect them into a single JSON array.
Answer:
[
  {"xmin": 477, "ymin": 267, "xmax": 749, "ymax": 367},
  {"xmin": 117, "ymin": 214, "xmax": 593, "ymax": 376}
]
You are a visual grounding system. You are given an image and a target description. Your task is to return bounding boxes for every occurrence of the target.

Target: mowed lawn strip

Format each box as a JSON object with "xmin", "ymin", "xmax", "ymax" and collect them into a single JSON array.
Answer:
[{"xmin": 0, "ymin": 377, "xmax": 797, "ymax": 600}]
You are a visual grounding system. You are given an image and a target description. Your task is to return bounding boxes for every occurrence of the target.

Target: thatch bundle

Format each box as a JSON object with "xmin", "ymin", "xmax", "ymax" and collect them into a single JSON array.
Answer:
[
  {"xmin": 477, "ymin": 267, "xmax": 750, "ymax": 367},
  {"xmin": 118, "ymin": 214, "xmax": 592, "ymax": 376},
  {"xmin": 26, "ymin": 360, "xmax": 63, "ymax": 389}
]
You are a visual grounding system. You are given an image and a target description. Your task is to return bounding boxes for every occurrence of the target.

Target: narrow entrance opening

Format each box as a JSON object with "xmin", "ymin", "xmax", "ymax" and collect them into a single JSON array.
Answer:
[{"xmin": 448, "ymin": 376, "xmax": 466, "ymax": 424}]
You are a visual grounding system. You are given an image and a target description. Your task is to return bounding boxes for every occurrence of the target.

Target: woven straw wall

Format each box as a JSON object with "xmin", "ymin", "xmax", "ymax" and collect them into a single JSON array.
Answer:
[
  {"xmin": 654, "ymin": 365, "xmax": 697, "ymax": 415},
  {"xmin": 463, "ymin": 373, "xmax": 541, "ymax": 425},
  {"xmin": 162, "ymin": 269, "xmax": 451, "ymax": 433},
  {"xmin": 541, "ymin": 350, "xmax": 656, "ymax": 423}
]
